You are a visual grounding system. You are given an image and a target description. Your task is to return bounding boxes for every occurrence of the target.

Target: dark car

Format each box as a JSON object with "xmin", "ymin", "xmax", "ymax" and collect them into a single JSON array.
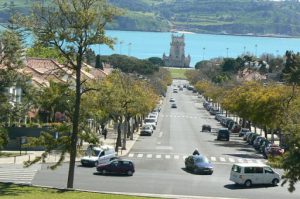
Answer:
[
  {"xmin": 171, "ymin": 103, "xmax": 177, "ymax": 108},
  {"xmin": 259, "ymin": 139, "xmax": 271, "ymax": 154},
  {"xmin": 96, "ymin": 159, "xmax": 135, "ymax": 176},
  {"xmin": 202, "ymin": 124, "xmax": 211, "ymax": 132},
  {"xmin": 249, "ymin": 134, "xmax": 260, "ymax": 145},
  {"xmin": 253, "ymin": 137, "xmax": 266, "ymax": 150},
  {"xmin": 217, "ymin": 128, "xmax": 230, "ymax": 141},
  {"xmin": 185, "ymin": 155, "xmax": 213, "ymax": 175},
  {"xmin": 140, "ymin": 124, "xmax": 153, "ymax": 136},
  {"xmin": 239, "ymin": 128, "xmax": 250, "ymax": 137}
]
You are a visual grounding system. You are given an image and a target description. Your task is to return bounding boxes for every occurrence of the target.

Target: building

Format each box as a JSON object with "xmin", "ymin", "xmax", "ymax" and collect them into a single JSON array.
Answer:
[{"xmin": 163, "ymin": 34, "xmax": 190, "ymax": 68}]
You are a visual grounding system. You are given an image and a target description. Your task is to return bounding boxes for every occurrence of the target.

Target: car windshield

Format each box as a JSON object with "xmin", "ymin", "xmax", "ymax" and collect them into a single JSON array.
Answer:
[
  {"xmin": 142, "ymin": 126, "xmax": 151, "ymax": 130},
  {"xmin": 145, "ymin": 119, "xmax": 155, "ymax": 123},
  {"xmin": 86, "ymin": 149, "xmax": 101, "ymax": 156},
  {"xmin": 194, "ymin": 156, "xmax": 210, "ymax": 163}
]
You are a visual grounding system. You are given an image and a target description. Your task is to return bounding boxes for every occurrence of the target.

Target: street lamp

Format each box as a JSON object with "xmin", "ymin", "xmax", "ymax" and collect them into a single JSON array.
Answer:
[
  {"xmin": 226, "ymin": 48, "xmax": 229, "ymax": 58},
  {"xmin": 128, "ymin": 42, "xmax": 132, "ymax": 56},
  {"xmin": 255, "ymin": 44, "xmax": 258, "ymax": 57},
  {"xmin": 243, "ymin": 46, "xmax": 246, "ymax": 55},
  {"xmin": 119, "ymin": 41, "xmax": 124, "ymax": 54},
  {"xmin": 202, "ymin": 47, "xmax": 206, "ymax": 60}
]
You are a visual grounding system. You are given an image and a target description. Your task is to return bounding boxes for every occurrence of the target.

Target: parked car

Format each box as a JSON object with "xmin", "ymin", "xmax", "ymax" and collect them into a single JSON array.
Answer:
[
  {"xmin": 169, "ymin": 98, "xmax": 175, "ymax": 102},
  {"xmin": 239, "ymin": 128, "xmax": 250, "ymax": 137},
  {"xmin": 253, "ymin": 136, "xmax": 266, "ymax": 150},
  {"xmin": 148, "ymin": 113, "xmax": 158, "ymax": 124},
  {"xmin": 264, "ymin": 144, "xmax": 285, "ymax": 159},
  {"xmin": 185, "ymin": 155, "xmax": 213, "ymax": 175},
  {"xmin": 230, "ymin": 124, "xmax": 241, "ymax": 133},
  {"xmin": 96, "ymin": 159, "xmax": 135, "ymax": 176},
  {"xmin": 217, "ymin": 128, "xmax": 230, "ymax": 141},
  {"xmin": 249, "ymin": 134, "xmax": 260, "ymax": 145},
  {"xmin": 243, "ymin": 131, "xmax": 253, "ymax": 141},
  {"xmin": 209, "ymin": 107, "xmax": 219, "ymax": 115},
  {"xmin": 140, "ymin": 124, "xmax": 154, "ymax": 136},
  {"xmin": 144, "ymin": 118, "xmax": 157, "ymax": 129},
  {"xmin": 259, "ymin": 139, "xmax": 271, "ymax": 154},
  {"xmin": 230, "ymin": 163, "xmax": 280, "ymax": 187},
  {"xmin": 171, "ymin": 103, "xmax": 177, "ymax": 108},
  {"xmin": 202, "ymin": 124, "xmax": 211, "ymax": 132},
  {"xmin": 81, "ymin": 145, "xmax": 116, "ymax": 167},
  {"xmin": 173, "ymin": 88, "xmax": 178, "ymax": 93}
]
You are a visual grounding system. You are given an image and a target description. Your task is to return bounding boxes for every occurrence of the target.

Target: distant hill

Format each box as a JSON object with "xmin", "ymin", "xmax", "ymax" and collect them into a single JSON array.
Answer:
[{"xmin": 1, "ymin": 0, "xmax": 300, "ymax": 37}]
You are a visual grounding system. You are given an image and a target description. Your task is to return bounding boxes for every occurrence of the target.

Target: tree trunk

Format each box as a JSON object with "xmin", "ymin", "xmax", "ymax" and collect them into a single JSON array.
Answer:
[
  {"xmin": 115, "ymin": 120, "xmax": 122, "ymax": 152},
  {"xmin": 67, "ymin": 53, "xmax": 82, "ymax": 189},
  {"xmin": 122, "ymin": 120, "xmax": 127, "ymax": 150}
]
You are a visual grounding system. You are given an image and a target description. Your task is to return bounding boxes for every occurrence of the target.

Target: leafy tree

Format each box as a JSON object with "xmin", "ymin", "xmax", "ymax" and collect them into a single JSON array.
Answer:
[
  {"xmin": 95, "ymin": 55, "xmax": 103, "ymax": 70},
  {"xmin": 148, "ymin": 57, "xmax": 164, "ymax": 66},
  {"xmin": 0, "ymin": 127, "xmax": 8, "ymax": 150},
  {"xmin": 26, "ymin": 43, "xmax": 66, "ymax": 63},
  {"xmin": 19, "ymin": 0, "xmax": 119, "ymax": 188}
]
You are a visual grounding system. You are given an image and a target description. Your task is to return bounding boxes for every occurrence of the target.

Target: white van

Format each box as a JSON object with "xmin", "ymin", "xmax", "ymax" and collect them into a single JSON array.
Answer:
[
  {"xmin": 230, "ymin": 163, "xmax": 280, "ymax": 187},
  {"xmin": 81, "ymin": 145, "xmax": 116, "ymax": 167}
]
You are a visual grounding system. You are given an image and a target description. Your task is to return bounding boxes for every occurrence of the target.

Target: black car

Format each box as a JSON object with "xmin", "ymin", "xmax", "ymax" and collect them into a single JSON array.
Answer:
[
  {"xmin": 217, "ymin": 128, "xmax": 230, "ymax": 141},
  {"xmin": 185, "ymin": 155, "xmax": 213, "ymax": 175},
  {"xmin": 96, "ymin": 159, "xmax": 135, "ymax": 176},
  {"xmin": 202, "ymin": 124, "xmax": 211, "ymax": 132}
]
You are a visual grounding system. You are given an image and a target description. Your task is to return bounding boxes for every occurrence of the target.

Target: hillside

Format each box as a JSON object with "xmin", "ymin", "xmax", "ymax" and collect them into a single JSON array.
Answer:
[{"xmin": 1, "ymin": 0, "xmax": 300, "ymax": 36}]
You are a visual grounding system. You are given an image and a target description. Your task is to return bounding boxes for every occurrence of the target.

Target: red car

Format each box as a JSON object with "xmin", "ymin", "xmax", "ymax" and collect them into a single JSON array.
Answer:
[
  {"xmin": 96, "ymin": 159, "xmax": 135, "ymax": 176},
  {"xmin": 264, "ymin": 144, "xmax": 284, "ymax": 159}
]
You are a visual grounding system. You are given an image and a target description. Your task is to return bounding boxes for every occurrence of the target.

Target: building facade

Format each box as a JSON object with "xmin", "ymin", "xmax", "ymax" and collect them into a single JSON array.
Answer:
[{"xmin": 163, "ymin": 34, "xmax": 190, "ymax": 68}]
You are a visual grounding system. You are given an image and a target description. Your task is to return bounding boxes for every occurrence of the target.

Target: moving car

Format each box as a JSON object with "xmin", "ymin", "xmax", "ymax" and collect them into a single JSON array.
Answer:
[
  {"xmin": 185, "ymin": 155, "xmax": 213, "ymax": 175},
  {"xmin": 96, "ymin": 159, "xmax": 135, "ymax": 176},
  {"xmin": 81, "ymin": 145, "xmax": 116, "ymax": 167},
  {"xmin": 171, "ymin": 103, "xmax": 177, "ymax": 108},
  {"xmin": 169, "ymin": 98, "xmax": 175, "ymax": 102},
  {"xmin": 230, "ymin": 163, "xmax": 280, "ymax": 187},
  {"xmin": 140, "ymin": 124, "xmax": 154, "ymax": 136},
  {"xmin": 202, "ymin": 124, "xmax": 211, "ymax": 132},
  {"xmin": 217, "ymin": 128, "xmax": 230, "ymax": 141}
]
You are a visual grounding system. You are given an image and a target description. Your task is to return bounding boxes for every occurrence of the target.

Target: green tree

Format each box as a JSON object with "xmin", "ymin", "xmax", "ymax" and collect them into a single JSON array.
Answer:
[
  {"xmin": 0, "ymin": 127, "xmax": 8, "ymax": 150},
  {"xmin": 19, "ymin": 0, "xmax": 119, "ymax": 188}
]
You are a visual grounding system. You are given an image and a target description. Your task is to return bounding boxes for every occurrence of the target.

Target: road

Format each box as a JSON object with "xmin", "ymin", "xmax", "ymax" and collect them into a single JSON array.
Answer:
[{"xmin": 32, "ymin": 79, "xmax": 300, "ymax": 199}]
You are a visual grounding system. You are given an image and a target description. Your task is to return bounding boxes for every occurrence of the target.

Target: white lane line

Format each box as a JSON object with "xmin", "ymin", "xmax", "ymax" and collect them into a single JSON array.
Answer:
[
  {"xmin": 247, "ymin": 159, "xmax": 253, "ymax": 163},
  {"xmin": 128, "ymin": 153, "xmax": 134, "ymax": 158},
  {"xmin": 256, "ymin": 159, "xmax": 263, "ymax": 164},
  {"xmin": 137, "ymin": 154, "xmax": 143, "ymax": 158},
  {"xmin": 174, "ymin": 155, "xmax": 179, "ymax": 160},
  {"xmin": 238, "ymin": 158, "xmax": 244, "ymax": 163},
  {"xmin": 147, "ymin": 154, "xmax": 152, "ymax": 158},
  {"xmin": 228, "ymin": 158, "xmax": 235, "ymax": 163},
  {"xmin": 165, "ymin": 155, "xmax": 171, "ymax": 159},
  {"xmin": 158, "ymin": 131, "xmax": 163, "ymax": 138},
  {"xmin": 211, "ymin": 157, "xmax": 217, "ymax": 161},
  {"xmin": 156, "ymin": 154, "xmax": 162, "ymax": 159},
  {"xmin": 220, "ymin": 157, "xmax": 226, "ymax": 162}
]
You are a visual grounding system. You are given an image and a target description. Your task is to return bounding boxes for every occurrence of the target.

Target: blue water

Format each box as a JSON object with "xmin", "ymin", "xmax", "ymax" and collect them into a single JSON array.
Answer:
[{"xmin": 91, "ymin": 30, "xmax": 300, "ymax": 67}]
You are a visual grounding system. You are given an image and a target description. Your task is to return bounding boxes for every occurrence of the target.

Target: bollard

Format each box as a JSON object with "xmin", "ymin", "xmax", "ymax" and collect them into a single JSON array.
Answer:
[
  {"xmin": 14, "ymin": 156, "xmax": 16, "ymax": 164},
  {"xmin": 28, "ymin": 155, "xmax": 30, "ymax": 161}
]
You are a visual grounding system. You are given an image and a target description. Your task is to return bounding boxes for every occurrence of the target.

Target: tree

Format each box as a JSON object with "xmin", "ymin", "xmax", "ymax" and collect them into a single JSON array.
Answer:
[
  {"xmin": 19, "ymin": 0, "xmax": 119, "ymax": 188},
  {"xmin": 0, "ymin": 127, "xmax": 8, "ymax": 150}
]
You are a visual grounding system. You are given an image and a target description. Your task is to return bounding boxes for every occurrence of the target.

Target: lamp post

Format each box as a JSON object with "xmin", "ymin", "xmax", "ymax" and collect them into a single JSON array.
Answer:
[
  {"xmin": 128, "ymin": 42, "xmax": 132, "ymax": 56},
  {"xmin": 226, "ymin": 48, "xmax": 229, "ymax": 58},
  {"xmin": 243, "ymin": 46, "xmax": 246, "ymax": 55},
  {"xmin": 202, "ymin": 47, "xmax": 206, "ymax": 60},
  {"xmin": 255, "ymin": 44, "xmax": 258, "ymax": 57},
  {"xmin": 119, "ymin": 41, "xmax": 124, "ymax": 54}
]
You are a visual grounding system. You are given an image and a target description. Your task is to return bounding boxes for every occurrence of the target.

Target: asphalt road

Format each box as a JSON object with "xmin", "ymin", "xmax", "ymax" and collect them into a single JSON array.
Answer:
[{"xmin": 32, "ymin": 79, "xmax": 300, "ymax": 199}]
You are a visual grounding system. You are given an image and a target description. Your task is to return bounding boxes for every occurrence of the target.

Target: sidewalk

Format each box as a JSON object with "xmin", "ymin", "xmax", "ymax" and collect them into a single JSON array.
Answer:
[{"xmin": 0, "ymin": 128, "xmax": 140, "ymax": 165}]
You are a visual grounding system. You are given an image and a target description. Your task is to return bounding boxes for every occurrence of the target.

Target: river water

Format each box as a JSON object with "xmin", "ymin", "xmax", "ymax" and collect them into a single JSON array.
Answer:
[{"xmin": 91, "ymin": 30, "xmax": 300, "ymax": 67}]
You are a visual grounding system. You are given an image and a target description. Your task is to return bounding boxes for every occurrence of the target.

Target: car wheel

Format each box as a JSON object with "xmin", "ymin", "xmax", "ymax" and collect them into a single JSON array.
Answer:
[
  {"xmin": 102, "ymin": 170, "xmax": 107, "ymax": 175},
  {"xmin": 209, "ymin": 171, "xmax": 213, "ymax": 175},
  {"xmin": 94, "ymin": 161, "xmax": 99, "ymax": 167},
  {"xmin": 244, "ymin": 180, "xmax": 252, "ymax": 187},
  {"xmin": 272, "ymin": 178, "xmax": 279, "ymax": 186},
  {"xmin": 127, "ymin": 170, "xmax": 133, "ymax": 176}
]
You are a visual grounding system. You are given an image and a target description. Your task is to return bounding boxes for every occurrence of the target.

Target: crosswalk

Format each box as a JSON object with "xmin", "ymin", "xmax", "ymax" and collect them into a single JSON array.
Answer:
[
  {"xmin": 0, "ymin": 164, "xmax": 41, "ymax": 184},
  {"xmin": 127, "ymin": 153, "xmax": 267, "ymax": 164}
]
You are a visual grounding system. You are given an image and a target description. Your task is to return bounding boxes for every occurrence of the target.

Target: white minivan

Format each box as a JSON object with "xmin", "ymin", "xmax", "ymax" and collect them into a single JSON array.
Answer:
[
  {"xmin": 230, "ymin": 163, "xmax": 281, "ymax": 187},
  {"xmin": 81, "ymin": 145, "xmax": 116, "ymax": 167}
]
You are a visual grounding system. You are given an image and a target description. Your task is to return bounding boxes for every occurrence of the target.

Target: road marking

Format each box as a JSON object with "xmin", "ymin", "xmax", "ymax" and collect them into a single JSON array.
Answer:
[
  {"xmin": 165, "ymin": 155, "xmax": 171, "ymax": 159},
  {"xmin": 128, "ymin": 153, "xmax": 134, "ymax": 158},
  {"xmin": 182, "ymin": 155, "xmax": 187, "ymax": 160},
  {"xmin": 228, "ymin": 158, "xmax": 235, "ymax": 163},
  {"xmin": 256, "ymin": 159, "xmax": 263, "ymax": 164},
  {"xmin": 220, "ymin": 157, "xmax": 226, "ymax": 162},
  {"xmin": 157, "ymin": 142, "xmax": 161, "ymax": 145},
  {"xmin": 156, "ymin": 146, "xmax": 173, "ymax": 150},
  {"xmin": 137, "ymin": 154, "xmax": 143, "ymax": 158},
  {"xmin": 174, "ymin": 155, "xmax": 179, "ymax": 160},
  {"xmin": 147, "ymin": 154, "xmax": 152, "ymax": 158},
  {"xmin": 158, "ymin": 131, "xmax": 163, "ymax": 138},
  {"xmin": 246, "ymin": 159, "xmax": 253, "ymax": 163},
  {"xmin": 211, "ymin": 157, "xmax": 217, "ymax": 161},
  {"xmin": 238, "ymin": 158, "xmax": 244, "ymax": 163},
  {"xmin": 156, "ymin": 154, "xmax": 162, "ymax": 159}
]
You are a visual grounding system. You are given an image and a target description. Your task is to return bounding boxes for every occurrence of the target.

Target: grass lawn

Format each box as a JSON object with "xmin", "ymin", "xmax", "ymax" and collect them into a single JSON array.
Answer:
[
  {"xmin": 0, "ymin": 183, "xmax": 160, "ymax": 199},
  {"xmin": 167, "ymin": 68, "xmax": 192, "ymax": 79}
]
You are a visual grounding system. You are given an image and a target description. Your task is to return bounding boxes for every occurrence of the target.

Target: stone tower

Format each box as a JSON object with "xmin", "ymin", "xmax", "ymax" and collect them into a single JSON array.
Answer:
[{"xmin": 163, "ymin": 34, "xmax": 190, "ymax": 68}]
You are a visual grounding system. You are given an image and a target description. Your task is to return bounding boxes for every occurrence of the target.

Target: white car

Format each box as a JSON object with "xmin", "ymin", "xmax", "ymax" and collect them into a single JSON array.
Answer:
[
  {"xmin": 144, "ymin": 118, "xmax": 157, "ymax": 129},
  {"xmin": 148, "ymin": 113, "xmax": 158, "ymax": 123},
  {"xmin": 81, "ymin": 145, "xmax": 116, "ymax": 167},
  {"xmin": 140, "ymin": 124, "xmax": 154, "ymax": 136},
  {"xmin": 169, "ymin": 98, "xmax": 175, "ymax": 102}
]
